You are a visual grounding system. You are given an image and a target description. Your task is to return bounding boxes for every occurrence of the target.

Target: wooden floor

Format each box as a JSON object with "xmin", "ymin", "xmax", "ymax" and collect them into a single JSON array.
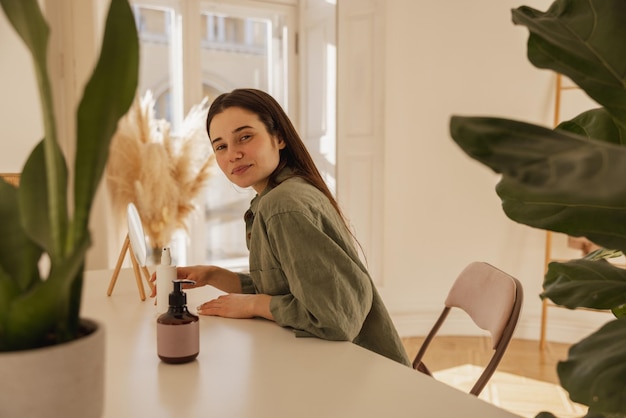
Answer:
[
  {"xmin": 401, "ymin": 336, "xmax": 583, "ymax": 417},
  {"xmin": 401, "ymin": 336, "xmax": 570, "ymax": 385}
]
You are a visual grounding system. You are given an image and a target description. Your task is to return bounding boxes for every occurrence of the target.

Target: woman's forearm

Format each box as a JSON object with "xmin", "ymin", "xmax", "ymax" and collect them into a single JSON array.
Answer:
[
  {"xmin": 207, "ymin": 266, "xmax": 243, "ymax": 293},
  {"xmin": 173, "ymin": 265, "xmax": 243, "ymax": 294}
]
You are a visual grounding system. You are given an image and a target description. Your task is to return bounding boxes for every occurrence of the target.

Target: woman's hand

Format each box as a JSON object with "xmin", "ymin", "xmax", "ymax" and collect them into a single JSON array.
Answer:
[
  {"xmin": 197, "ymin": 294, "xmax": 273, "ymax": 321},
  {"xmin": 175, "ymin": 265, "xmax": 216, "ymax": 289},
  {"xmin": 150, "ymin": 265, "xmax": 242, "ymax": 297}
]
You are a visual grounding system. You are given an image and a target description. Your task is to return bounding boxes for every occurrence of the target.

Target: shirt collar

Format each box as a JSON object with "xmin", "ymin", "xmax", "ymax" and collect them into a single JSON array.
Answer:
[{"xmin": 249, "ymin": 166, "xmax": 295, "ymax": 214}]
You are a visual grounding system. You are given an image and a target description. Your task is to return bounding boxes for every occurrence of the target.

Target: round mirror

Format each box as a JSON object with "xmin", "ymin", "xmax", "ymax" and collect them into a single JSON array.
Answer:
[{"xmin": 127, "ymin": 203, "xmax": 147, "ymax": 266}]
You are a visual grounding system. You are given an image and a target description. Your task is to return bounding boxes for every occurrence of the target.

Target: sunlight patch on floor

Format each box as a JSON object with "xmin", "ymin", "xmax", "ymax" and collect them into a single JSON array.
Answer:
[{"xmin": 433, "ymin": 364, "xmax": 587, "ymax": 418}]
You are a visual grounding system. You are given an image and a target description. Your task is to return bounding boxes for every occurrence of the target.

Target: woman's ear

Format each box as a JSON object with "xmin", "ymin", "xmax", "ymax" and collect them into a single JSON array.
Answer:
[{"xmin": 276, "ymin": 135, "xmax": 287, "ymax": 150}]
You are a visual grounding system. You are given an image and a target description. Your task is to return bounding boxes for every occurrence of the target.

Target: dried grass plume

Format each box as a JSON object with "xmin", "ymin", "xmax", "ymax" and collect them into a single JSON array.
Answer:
[{"xmin": 106, "ymin": 91, "xmax": 214, "ymax": 253}]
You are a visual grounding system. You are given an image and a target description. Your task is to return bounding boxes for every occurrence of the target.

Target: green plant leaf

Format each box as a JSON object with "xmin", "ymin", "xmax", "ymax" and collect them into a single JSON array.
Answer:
[
  {"xmin": 449, "ymin": 1, "xmax": 626, "ymax": 416},
  {"xmin": 0, "ymin": 0, "xmax": 66, "ymax": 256},
  {"xmin": 612, "ymin": 305, "xmax": 626, "ymax": 318},
  {"xmin": 0, "ymin": 0, "xmax": 138, "ymax": 351},
  {"xmin": 534, "ymin": 413, "xmax": 607, "ymax": 418},
  {"xmin": 512, "ymin": 0, "xmax": 626, "ymax": 126},
  {"xmin": 583, "ymin": 248, "xmax": 624, "ymax": 262},
  {"xmin": 70, "ymin": 0, "xmax": 139, "ymax": 247},
  {"xmin": 542, "ymin": 259, "xmax": 626, "ymax": 311},
  {"xmin": 0, "ymin": 182, "xmax": 41, "ymax": 292},
  {"xmin": 63, "ymin": 0, "xmax": 139, "ymax": 334},
  {"xmin": 0, "ymin": 179, "xmax": 40, "ymax": 350},
  {"xmin": 557, "ymin": 108, "xmax": 626, "ymax": 146},
  {"xmin": 19, "ymin": 140, "xmax": 68, "ymax": 258},
  {"xmin": 558, "ymin": 317, "xmax": 626, "ymax": 414},
  {"xmin": 449, "ymin": 116, "xmax": 626, "ymax": 254},
  {"xmin": 3, "ymin": 234, "xmax": 90, "ymax": 350},
  {"xmin": 0, "ymin": 0, "xmax": 47, "ymax": 65}
]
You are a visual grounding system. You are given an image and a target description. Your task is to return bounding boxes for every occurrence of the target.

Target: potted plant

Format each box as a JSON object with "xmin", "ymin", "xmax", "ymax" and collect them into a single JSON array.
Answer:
[
  {"xmin": 449, "ymin": 0, "xmax": 626, "ymax": 417},
  {"xmin": 0, "ymin": 0, "xmax": 138, "ymax": 416}
]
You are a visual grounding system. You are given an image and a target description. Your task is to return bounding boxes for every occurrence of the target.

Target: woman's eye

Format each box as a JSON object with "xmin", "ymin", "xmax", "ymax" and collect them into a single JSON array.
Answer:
[
  {"xmin": 214, "ymin": 144, "xmax": 226, "ymax": 151},
  {"xmin": 240, "ymin": 134, "xmax": 251, "ymax": 142}
]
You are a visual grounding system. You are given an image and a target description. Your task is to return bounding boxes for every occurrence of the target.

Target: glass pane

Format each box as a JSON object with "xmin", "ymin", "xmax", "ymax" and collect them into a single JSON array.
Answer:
[
  {"xmin": 134, "ymin": 5, "xmax": 176, "ymax": 123},
  {"xmin": 201, "ymin": 14, "xmax": 269, "ymax": 54},
  {"xmin": 199, "ymin": 5, "xmax": 288, "ymax": 267},
  {"xmin": 200, "ymin": 13, "xmax": 271, "ymax": 91}
]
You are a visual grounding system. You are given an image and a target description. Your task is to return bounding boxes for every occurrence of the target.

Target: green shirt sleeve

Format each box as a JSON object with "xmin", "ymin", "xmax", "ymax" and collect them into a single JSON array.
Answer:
[
  {"xmin": 237, "ymin": 272, "xmax": 256, "ymax": 294},
  {"xmin": 265, "ymin": 210, "xmax": 373, "ymax": 341}
]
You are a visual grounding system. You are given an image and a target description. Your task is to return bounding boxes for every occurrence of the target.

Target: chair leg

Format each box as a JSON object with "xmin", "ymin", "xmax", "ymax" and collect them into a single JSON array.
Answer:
[
  {"xmin": 412, "ymin": 308, "xmax": 450, "ymax": 375},
  {"xmin": 415, "ymin": 361, "xmax": 433, "ymax": 376}
]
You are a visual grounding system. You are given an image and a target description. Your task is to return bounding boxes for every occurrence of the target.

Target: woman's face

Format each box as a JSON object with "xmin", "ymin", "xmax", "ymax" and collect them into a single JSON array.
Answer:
[{"xmin": 209, "ymin": 106, "xmax": 285, "ymax": 194}]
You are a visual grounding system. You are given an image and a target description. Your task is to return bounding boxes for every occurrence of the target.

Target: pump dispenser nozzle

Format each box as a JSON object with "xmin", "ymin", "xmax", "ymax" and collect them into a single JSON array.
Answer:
[{"xmin": 169, "ymin": 279, "xmax": 196, "ymax": 307}]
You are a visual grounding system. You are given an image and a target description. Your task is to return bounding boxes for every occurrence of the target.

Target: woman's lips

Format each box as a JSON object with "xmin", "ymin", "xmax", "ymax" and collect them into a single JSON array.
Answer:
[{"xmin": 231, "ymin": 164, "xmax": 251, "ymax": 175}]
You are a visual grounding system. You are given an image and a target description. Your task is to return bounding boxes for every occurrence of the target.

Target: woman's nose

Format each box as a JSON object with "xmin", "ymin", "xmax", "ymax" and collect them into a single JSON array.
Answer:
[{"xmin": 228, "ymin": 148, "xmax": 243, "ymax": 162}]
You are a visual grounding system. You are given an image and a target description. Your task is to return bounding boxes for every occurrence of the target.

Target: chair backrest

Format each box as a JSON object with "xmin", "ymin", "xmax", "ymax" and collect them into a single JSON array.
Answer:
[{"xmin": 412, "ymin": 261, "xmax": 523, "ymax": 396}]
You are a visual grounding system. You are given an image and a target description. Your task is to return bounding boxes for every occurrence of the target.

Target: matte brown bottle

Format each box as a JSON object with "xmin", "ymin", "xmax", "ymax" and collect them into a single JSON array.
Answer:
[{"xmin": 157, "ymin": 279, "xmax": 199, "ymax": 364}]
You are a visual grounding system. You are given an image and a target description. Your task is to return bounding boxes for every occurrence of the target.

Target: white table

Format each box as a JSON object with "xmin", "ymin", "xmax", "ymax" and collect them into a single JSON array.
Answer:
[{"xmin": 83, "ymin": 268, "xmax": 520, "ymax": 418}]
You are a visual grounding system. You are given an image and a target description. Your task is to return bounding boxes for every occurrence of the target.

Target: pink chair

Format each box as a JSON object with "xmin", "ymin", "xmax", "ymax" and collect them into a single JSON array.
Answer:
[{"xmin": 412, "ymin": 261, "xmax": 524, "ymax": 396}]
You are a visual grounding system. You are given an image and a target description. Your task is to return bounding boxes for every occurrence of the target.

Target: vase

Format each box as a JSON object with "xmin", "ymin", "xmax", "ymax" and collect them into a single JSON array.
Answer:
[{"xmin": 0, "ymin": 318, "xmax": 105, "ymax": 418}]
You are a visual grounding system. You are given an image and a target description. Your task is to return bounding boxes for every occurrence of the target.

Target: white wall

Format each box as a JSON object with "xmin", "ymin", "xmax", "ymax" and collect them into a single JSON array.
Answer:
[
  {"xmin": 370, "ymin": 0, "xmax": 608, "ymax": 343},
  {"xmin": 1, "ymin": 0, "xmax": 609, "ymax": 345},
  {"xmin": 0, "ymin": 10, "xmax": 42, "ymax": 171}
]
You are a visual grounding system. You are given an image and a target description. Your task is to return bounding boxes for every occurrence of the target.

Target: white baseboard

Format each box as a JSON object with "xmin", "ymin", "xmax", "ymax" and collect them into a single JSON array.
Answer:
[{"xmin": 392, "ymin": 307, "xmax": 613, "ymax": 345}]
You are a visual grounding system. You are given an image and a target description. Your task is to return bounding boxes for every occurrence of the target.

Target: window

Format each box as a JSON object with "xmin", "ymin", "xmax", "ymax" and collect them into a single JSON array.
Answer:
[
  {"xmin": 132, "ymin": 5, "xmax": 176, "ymax": 121},
  {"xmin": 131, "ymin": 0, "xmax": 297, "ymax": 267}
]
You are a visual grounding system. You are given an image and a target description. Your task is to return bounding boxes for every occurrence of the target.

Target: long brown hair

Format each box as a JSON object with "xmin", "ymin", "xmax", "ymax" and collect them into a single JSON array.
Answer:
[{"xmin": 206, "ymin": 88, "xmax": 347, "ymax": 226}]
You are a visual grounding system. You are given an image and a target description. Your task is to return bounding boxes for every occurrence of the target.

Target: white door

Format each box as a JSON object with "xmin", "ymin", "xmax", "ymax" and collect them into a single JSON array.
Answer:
[
  {"xmin": 337, "ymin": 0, "xmax": 385, "ymax": 284},
  {"xmin": 299, "ymin": 0, "xmax": 337, "ymax": 191}
]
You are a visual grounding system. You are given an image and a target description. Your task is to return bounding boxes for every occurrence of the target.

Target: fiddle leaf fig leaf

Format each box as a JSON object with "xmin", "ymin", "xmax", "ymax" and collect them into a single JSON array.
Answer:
[
  {"xmin": 557, "ymin": 108, "xmax": 626, "ymax": 146},
  {"xmin": 557, "ymin": 317, "xmax": 626, "ymax": 414},
  {"xmin": 612, "ymin": 304, "xmax": 626, "ymax": 318},
  {"xmin": 449, "ymin": 116, "xmax": 626, "ymax": 254},
  {"xmin": 542, "ymin": 259, "xmax": 626, "ymax": 311},
  {"xmin": 512, "ymin": 0, "xmax": 626, "ymax": 125},
  {"xmin": 582, "ymin": 248, "xmax": 623, "ymax": 262},
  {"xmin": 451, "ymin": 0, "xmax": 626, "ymax": 415}
]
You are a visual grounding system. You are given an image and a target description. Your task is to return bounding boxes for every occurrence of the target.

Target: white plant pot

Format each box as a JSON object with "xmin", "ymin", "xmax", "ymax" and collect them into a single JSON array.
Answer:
[{"xmin": 0, "ymin": 318, "xmax": 105, "ymax": 418}]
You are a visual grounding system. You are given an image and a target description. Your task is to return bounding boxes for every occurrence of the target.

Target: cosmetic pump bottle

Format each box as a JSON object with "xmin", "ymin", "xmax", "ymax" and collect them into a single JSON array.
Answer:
[
  {"xmin": 156, "ymin": 247, "xmax": 176, "ymax": 313},
  {"xmin": 156, "ymin": 279, "xmax": 200, "ymax": 364}
]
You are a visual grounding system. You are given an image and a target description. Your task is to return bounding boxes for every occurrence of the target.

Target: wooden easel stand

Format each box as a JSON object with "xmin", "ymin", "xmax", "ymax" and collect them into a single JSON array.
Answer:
[{"xmin": 107, "ymin": 233, "xmax": 153, "ymax": 301}]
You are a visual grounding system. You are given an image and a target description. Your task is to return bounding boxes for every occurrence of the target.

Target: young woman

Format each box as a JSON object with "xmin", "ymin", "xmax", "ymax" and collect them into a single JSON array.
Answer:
[{"xmin": 168, "ymin": 88, "xmax": 410, "ymax": 366}]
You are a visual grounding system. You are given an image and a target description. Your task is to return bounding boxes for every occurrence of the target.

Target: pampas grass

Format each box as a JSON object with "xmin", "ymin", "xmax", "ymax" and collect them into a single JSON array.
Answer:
[{"xmin": 106, "ymin": 91, "xmax": 214, "ymax": 255}]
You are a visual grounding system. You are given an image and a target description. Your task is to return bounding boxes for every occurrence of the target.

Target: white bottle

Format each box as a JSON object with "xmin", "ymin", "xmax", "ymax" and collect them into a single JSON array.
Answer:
[{"xmin": 156, "ymin": 247, "xmax": 176, "ymax": 313}]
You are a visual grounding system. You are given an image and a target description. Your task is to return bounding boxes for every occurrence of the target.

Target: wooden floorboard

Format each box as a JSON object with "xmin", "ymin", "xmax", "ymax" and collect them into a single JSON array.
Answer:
[
  {"xmin": 400, "ymin": 337, "xmax": 586, "ymax": 417},
  {"xmin": 401, "ymin": 336, "xmax": 571, "ymax": 385}
]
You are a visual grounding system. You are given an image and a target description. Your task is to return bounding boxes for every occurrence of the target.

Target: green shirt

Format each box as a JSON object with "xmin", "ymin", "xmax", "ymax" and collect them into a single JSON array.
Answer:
[{"xmin": 238, "ymin": 170, "xmax": 411, "ymax": 366}]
